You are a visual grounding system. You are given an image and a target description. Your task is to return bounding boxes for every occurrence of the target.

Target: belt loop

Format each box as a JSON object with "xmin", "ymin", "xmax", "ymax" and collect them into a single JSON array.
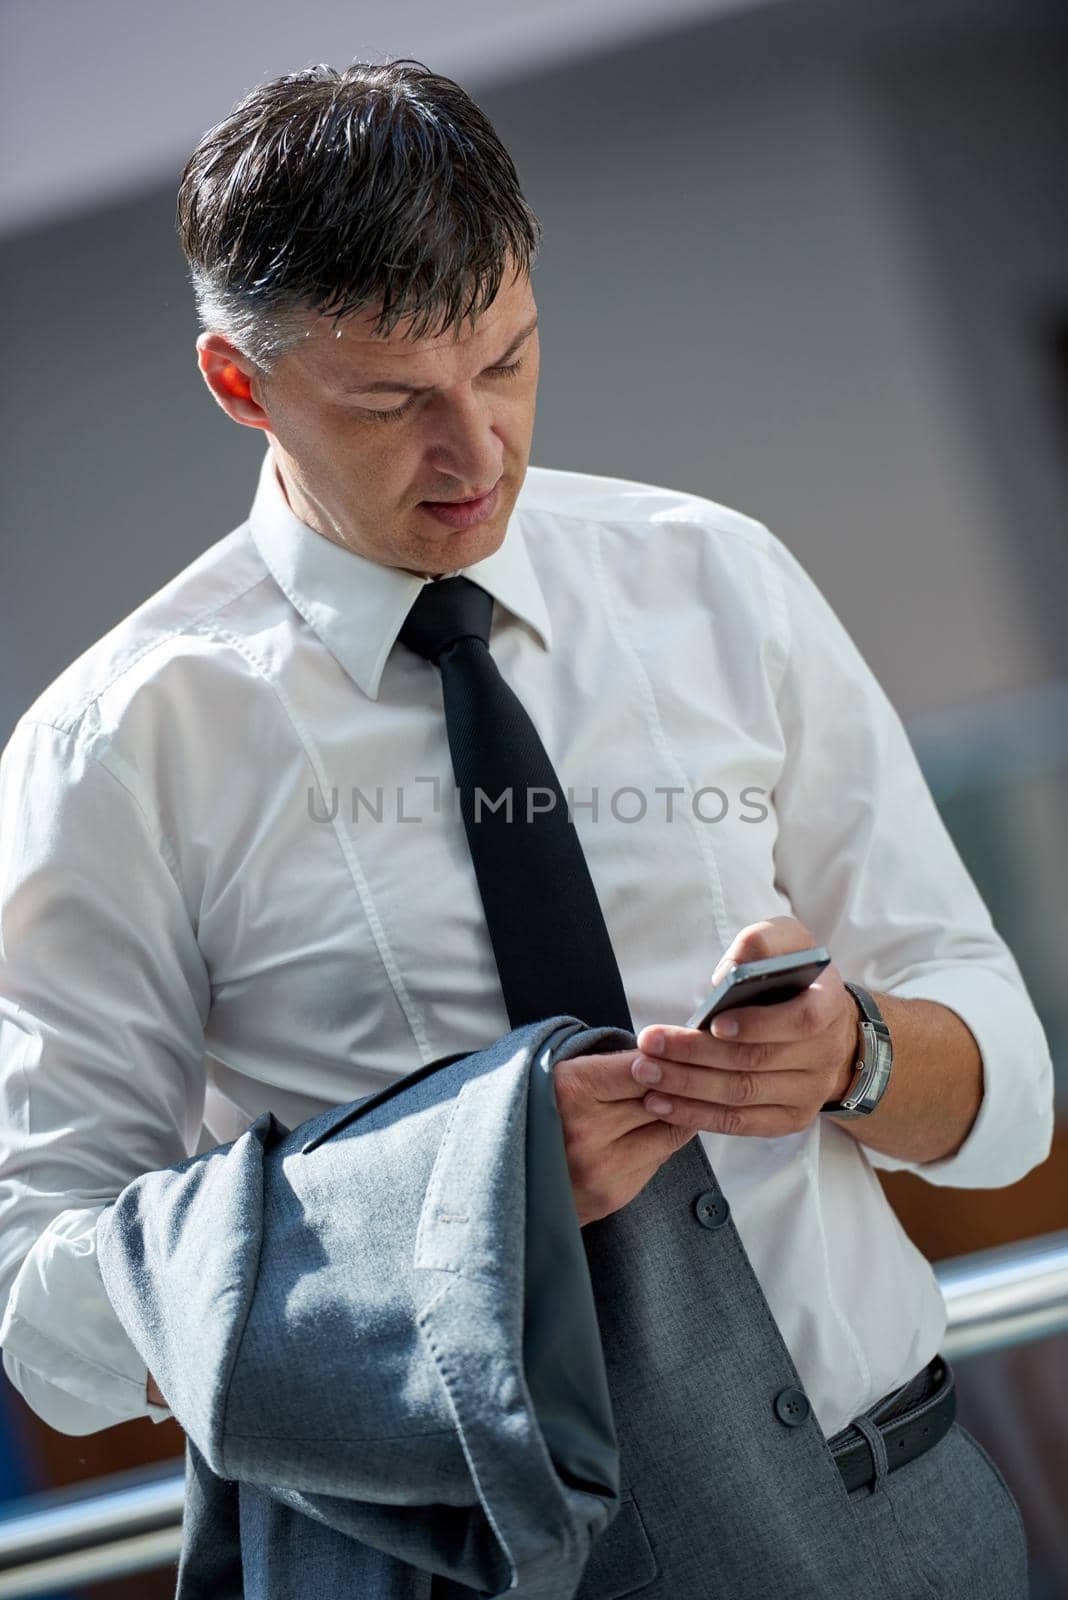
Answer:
[{"xmin": 852, "ymin": 1414, "xmax": 889, "ymax": 1496}]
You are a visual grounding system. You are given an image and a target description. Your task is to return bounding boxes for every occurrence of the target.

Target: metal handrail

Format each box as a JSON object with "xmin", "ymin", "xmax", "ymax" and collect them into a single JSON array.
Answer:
[
  {"xmin": 0, "ymin": 1229, "xmax": 1065, "ymax": 1597},
  {"xmin": 938, "ymin": 1229, "xmax": 1068, "ymax": 1359},
  {"xmin": 0, "ymin": 1463, "xmax": 184, "ymax": 1597}
]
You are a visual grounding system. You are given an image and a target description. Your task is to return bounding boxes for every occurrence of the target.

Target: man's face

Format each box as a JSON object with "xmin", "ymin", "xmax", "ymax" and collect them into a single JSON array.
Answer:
[{"xmin": 235, "ymin": 263, "xmax": 539, "ymax": 577}]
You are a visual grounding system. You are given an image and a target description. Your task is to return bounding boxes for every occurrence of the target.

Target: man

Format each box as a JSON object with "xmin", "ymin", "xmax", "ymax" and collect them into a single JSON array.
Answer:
[{"xmin": 0, "ymin": 57, "xmax": 1052, "ymax": 1594}]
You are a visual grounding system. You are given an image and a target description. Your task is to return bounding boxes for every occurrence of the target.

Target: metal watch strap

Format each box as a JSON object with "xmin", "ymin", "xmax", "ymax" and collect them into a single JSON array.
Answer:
[{"xmin": 820, "ymin": 980, "xmax": 894, "ymax": 1119}]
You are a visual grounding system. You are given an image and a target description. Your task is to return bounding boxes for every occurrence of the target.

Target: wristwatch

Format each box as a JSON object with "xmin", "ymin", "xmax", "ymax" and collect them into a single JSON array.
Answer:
[{"xmin": 820, "ymin": 981, "xmax": 894, "ymax": 1118}]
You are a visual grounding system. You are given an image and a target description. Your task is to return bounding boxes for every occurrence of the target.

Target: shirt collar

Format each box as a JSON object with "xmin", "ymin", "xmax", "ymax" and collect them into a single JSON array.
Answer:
[{"xmin": 247, "ymin": 447, "xmax": 552, "ymax": 701}]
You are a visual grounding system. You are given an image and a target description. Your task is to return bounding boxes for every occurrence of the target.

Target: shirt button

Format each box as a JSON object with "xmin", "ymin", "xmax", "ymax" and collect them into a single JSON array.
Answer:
[
  {"xmin": 774, "ymin": 1388, "xmax": 811, "ymax": 1427},
  {"xmin": 693, "ymin": 1190, "xmax": 730, "ymax": 1230}
]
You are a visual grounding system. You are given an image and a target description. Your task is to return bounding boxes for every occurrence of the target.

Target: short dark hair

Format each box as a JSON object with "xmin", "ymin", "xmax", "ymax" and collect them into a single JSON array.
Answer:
[{"xmin": 176, "ymin": 58, "xmax": 542, "ymax": 368}]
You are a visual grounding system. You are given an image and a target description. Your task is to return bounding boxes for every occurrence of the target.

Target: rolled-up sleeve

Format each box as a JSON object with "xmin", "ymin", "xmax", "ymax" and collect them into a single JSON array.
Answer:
[
  {"xmin": 763, "ymin": 532, "xmax": 1054, "ymax": 1189},
  {"xmin": 0, "ymin": 718, "xmax": 209, "ymax": 1433}
]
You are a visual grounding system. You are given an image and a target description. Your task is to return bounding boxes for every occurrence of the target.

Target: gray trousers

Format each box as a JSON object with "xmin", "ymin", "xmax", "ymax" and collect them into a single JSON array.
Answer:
[{"xmin": 572, "ymin": 1128, "xmax": 1029, "ymax": 1600}]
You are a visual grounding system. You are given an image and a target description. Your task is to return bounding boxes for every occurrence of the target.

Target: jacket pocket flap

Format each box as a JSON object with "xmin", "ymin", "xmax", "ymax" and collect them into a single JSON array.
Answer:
[{"xmin": 574, "ymin": 1494, "xmax": 659, "ymax": 1599}]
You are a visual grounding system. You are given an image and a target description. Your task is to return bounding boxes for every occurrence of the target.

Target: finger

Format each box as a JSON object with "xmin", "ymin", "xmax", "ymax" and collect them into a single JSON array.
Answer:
[
  {"xmin": 708, "ymin": 972, "xmax": 843, "ymax": 1045},
  {"xmin": 555, "ymin": 1049, "xmax": 656, "ymax": 1104},
  {"xmin": 612, "ymin": 1114, "xmax": 697, "ymax": 1172},
  {"xmin": 570, "ymin": 1118, "xmax": 697, "ymax": 1225},
  {"xmin": 554, "ymin": 1053, "xmax": 671, "ymax": 1144},
  {"xmin": 640, "ymin": 1092, "xmax": 810, "ymax": 1139},
  {"xmin": 715, "ymin": 916, "xmax": 818, "ymax": 974},
  {"xmin": 630, "ymin": 1055, "xmax": 815, "ymax": 1112},
  {"xmin": 635, "ymin": 1026, "xmax": 813, "ymax": 1073}
]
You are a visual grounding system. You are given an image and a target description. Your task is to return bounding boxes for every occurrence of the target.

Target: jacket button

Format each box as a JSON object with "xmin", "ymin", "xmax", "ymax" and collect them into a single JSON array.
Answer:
[
  {"xmin": 774, "ymin": 1387, "xmax": 811, "ymax": 1426},
  {"xmin": 693, "ymin": 1190, "xmax": 730, "ymax": 1230}
]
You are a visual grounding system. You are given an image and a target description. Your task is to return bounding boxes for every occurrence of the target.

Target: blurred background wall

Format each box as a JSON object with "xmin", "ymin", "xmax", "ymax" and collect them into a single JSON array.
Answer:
[{"xmin": 1, "ymin": 0, "xmax": 1065, "ymax": 1595}]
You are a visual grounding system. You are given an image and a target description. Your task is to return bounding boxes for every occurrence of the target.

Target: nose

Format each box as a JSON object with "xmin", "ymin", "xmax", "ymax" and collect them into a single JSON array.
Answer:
[{"xmin": 423, "ymin": 387, "xmax": 504, "ymax": 498}]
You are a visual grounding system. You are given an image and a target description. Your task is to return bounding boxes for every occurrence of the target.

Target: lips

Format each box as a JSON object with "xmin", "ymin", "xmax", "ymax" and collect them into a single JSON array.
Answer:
[
  {"xmin": 419, "ymin": 480, "xmax": 502, "ymax": 531},
  {"xmin": 422, "ymin": 485, "xmax": 498, "ymax": 506}
]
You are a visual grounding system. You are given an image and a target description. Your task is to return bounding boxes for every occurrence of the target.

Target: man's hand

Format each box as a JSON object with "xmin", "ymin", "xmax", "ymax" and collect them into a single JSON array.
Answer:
[
  {"xmin": 555, "ymin": 917, "xmax": 856, "ymax": 1226},
  {"xmin": 626, "ymin": 917, "xmax": 859, "ymax": 1142},
  {"xmin": 553, "ymin": 1048, "xmax": 696, "ymax": 1227}
]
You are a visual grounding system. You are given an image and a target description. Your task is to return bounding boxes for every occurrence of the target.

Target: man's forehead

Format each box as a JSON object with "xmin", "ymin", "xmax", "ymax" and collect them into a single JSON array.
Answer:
[
  {"xmin": 301, "ymin": 270, "xmax": 534, "ymax": 360},
  {"xmin": 286, "ymin": 287, "xmax": 536, "ymax": 394},
  {"xmin": 327, "ymin": 307, "xmax": 500, "ymax": 355}
]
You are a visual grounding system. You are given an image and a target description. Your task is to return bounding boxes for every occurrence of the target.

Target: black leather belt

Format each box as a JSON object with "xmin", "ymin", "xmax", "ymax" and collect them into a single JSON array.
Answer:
[{"xmin": 829, "ymin": 1355, "xmax": 957, "ymax": 1494}]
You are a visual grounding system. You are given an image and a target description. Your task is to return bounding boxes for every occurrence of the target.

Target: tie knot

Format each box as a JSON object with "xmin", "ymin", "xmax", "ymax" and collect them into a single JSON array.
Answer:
[{"xmin": 398, "ymin": 575, "xmax": 494, "ymax": 665}]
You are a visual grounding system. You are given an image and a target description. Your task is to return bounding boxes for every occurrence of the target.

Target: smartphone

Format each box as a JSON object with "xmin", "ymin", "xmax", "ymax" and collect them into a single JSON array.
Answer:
[{"xmin": 684, "ymin": 946, "xmax": 831, "ymax": 1031}]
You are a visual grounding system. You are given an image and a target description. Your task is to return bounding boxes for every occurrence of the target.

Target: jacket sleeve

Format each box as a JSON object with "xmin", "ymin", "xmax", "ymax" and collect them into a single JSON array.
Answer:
[
  {"xmin": 0, "ymin": 719, "xmax": 210, "ymax": 1433},
  {"xmin": 95, "ymin": 1111, "xmax": 282, "ymax": 1471},
  {"xmin": 762, "ymin": 531, "xmax": 1054, "ymax": 1189}
]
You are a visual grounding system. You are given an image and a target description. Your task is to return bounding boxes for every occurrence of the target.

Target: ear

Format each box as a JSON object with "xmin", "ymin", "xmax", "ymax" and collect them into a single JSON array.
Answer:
[{"xmin": 197, "ymin": 333, "xmax": 271, "ymax": 430}]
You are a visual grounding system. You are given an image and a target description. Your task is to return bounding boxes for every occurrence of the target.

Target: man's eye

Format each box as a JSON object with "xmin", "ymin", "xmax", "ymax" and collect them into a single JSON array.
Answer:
[
  {"xmin": 362, "ymin": 358, "xmax": 526, "ymax": 423},
  {"xmin": 365, "ymin": 394, "xmax": 419, "ymax": 423}
]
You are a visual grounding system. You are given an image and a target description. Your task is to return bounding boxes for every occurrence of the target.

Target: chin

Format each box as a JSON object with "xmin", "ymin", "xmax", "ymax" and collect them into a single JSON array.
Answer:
[{"xmin": 419, "ymin": 515, "xmax": 509, "ymax": 570}]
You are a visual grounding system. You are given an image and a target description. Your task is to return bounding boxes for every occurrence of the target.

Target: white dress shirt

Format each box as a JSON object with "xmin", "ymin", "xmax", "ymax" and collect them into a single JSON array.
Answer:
[{"xmin": 0, "ymin": 448, "xmax": 1053, "ymax": 1439}]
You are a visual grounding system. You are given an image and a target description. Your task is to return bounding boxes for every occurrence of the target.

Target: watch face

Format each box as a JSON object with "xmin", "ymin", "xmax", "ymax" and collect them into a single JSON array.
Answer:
[{"xmin": 823, "ymin": 996, "xmax": 892, "ymax": 1116}]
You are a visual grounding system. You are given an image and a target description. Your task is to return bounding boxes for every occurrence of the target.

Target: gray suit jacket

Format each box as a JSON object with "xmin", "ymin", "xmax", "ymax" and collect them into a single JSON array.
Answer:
[{"xmin": 97, "ymin": 1014, "xmax": 638, "ymax": 1599}]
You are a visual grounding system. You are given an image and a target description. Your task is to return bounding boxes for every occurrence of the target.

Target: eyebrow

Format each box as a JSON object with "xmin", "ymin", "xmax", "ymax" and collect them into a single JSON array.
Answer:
[{"xmin": 343, "ymin": 316, "xmax": 539, "ymax": 396}]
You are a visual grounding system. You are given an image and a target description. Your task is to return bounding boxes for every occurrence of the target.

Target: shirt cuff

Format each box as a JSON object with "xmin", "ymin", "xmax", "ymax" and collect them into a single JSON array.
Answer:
[
  {"xmin": 0, "ymin": 1208, "xmax": 176, "ymax": 1434},
  {"xmin": 865, "ymin": 966, "xmax": 1054, "ymax": 1189},
  {"xmin": 2, "ymin": 1344, "xmax": 173, "ymax": 1436}
]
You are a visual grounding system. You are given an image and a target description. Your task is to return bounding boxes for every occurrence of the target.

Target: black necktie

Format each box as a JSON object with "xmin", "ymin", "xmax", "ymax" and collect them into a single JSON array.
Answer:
[{"xmin": 398, "ymin": 575, "xmax": 633, "ymax": 1033}]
